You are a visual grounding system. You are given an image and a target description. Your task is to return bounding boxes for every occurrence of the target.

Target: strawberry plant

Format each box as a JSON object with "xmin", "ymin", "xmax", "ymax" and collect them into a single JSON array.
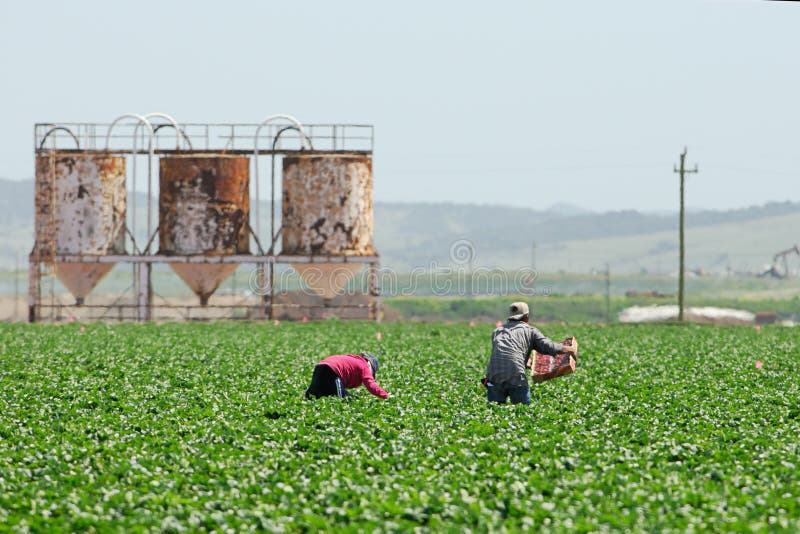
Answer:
[{"xmin": 0, "ymin": 322, "xmax": 797, "ymax": 531}]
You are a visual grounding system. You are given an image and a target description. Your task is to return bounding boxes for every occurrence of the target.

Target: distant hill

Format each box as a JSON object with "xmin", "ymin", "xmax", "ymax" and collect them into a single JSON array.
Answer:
[
  {"xmin": 0, "ymin": 178, "xmax": 797, "ymax": 274},
  {"xmin": 374, "ymin": 200, "xmax": 800, "ymax": 272},
  {"xmin": 0, "ymin": 178, "xmax": 33, "ymax": 227}
]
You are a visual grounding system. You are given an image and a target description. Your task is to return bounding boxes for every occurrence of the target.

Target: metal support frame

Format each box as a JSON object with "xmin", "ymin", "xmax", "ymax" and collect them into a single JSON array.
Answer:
[
  {"xmin": 45, "ymin": 254, "xmax": 379, "ymax": 264},
  {"xmin": 30, "ymin": 119, "xmax": 379, "ymax": 323},
  {"xmin": 28, "ymin": 254, "xmax": 381, "ymax": 322},
  {"xmin": 261, "ymin": 260, "xmax": 273, "ymax": 320},
  {"xmin": 136, "ymin": 263, "xmax": 151, "ymax": 321},
  {"xmin": 28, "ymin": 257, "xmax": 40, "ymax": 323}
]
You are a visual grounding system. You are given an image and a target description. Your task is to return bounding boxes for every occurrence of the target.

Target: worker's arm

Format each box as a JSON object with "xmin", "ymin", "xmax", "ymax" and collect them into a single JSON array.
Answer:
[
  {"xmin": 362, "ymin": 372, "xmax": 390, "ymax": 399},
  {"xmin": 531, "ymin": 329, "xmax": 577, "ymax": 356}
]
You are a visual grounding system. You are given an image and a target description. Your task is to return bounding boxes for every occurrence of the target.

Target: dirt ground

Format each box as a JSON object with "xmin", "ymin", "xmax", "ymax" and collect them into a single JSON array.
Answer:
[{"xmin": 0, "ymin": 297, "xmax": 26, "ymax": 322}]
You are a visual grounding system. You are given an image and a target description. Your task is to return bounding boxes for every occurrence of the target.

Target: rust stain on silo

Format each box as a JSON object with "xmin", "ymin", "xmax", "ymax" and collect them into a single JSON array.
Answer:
[
  {"xmin": 159, "ymin": 155, "xmax": 250, "ymax": 304},
  {"xmin": 282, "ymin": 154, "xmax": 374, "ymax": 256},
  {"xmin": 159, "ymin": 155, "xmax": 250, "ymax": 255},
  {"xmin": 34, "ymin": 152, "xmax": 126, "ymax": 301},
  {"xmin": 35, "ymin": 153, "xmax": 126, "ymax": 258}
]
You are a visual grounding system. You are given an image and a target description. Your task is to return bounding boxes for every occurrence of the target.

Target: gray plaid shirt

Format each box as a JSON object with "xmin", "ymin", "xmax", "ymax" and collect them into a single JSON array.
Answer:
[{"xmin": 486, "ymin": 321, "xmax": 565, "ymax": 387}]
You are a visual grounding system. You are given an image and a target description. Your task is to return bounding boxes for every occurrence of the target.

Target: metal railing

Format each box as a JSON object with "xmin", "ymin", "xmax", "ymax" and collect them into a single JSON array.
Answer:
[{"xmin": 35, "ymin": 122, "xmax": 374, "ymax": 154}]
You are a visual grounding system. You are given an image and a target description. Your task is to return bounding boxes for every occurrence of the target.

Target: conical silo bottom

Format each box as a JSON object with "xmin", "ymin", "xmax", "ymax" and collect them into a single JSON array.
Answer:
[
  {"xmin": 169, "ymin": 263, "xmax": 238, "ymax": 305},
  {"xmin": 292, "ymin": 263, "xmax": 363, "ymax": 300},
  {"xmin": 55, "ymin": 262, "xmax": 115, "ymax": 305}
]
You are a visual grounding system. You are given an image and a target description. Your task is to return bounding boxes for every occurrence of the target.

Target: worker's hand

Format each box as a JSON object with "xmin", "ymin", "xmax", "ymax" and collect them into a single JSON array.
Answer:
[{"xmin": 563, "ymin": 337, "xmax": 578, "ymax": 355}]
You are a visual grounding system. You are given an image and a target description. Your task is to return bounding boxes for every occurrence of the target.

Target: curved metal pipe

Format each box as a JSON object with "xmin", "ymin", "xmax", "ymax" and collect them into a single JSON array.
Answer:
[
  {"xmin": 254, "ymin": 114, "xmax": 313, "ymax": 150},
  {"xmin": 270, "ymin": 125, "xmax": 302, "ymax": 250},
  {"xmin": 144, "ymin": 112, "xmax": 184, "ymax": 150},
  {"xmin": 38, "ymin": 126, "xmax": 80, "ymax": 150},
  {"xmin": 136, "ymin": 113, "xmax": 189, "ymax": 258},
  {"xmin": 105, "ymin": 113, "xmax": 153, "ymax": 150},
  {"xmin": 273, "ymin": 125, "xmax": 302, "ymax": 149},
  {"xmin": 152, "ymin": 123, "xmax": 194, "ymax": 150},
  {"xmin": 253, "ymin": 114, "xmax": 313, "ymax": 251},
  {"xmin": 105, "ymin": 113, "xmax": 155, "ymax": 254}
]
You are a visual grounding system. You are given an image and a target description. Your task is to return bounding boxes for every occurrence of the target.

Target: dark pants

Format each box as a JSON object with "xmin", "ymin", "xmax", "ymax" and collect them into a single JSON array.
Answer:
[
  {"xmin": 486, "ymin": 382, "xmax": 531, "ymax": 405},
  {"xmin": 305, "ymin": 364, "xmax": 351, "ymax": 399}
]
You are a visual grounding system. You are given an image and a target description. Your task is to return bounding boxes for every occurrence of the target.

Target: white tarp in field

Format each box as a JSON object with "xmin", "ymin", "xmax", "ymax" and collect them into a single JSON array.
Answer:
[{"xmin": 619, "ymin": 305, "xmax": 755, "ymax": 324}]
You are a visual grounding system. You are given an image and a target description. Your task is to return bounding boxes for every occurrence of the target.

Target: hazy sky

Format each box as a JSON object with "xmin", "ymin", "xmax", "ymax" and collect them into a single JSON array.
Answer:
[{"xmin": 1, "ymin": 0, "xmax": 797, "ymax": 212}]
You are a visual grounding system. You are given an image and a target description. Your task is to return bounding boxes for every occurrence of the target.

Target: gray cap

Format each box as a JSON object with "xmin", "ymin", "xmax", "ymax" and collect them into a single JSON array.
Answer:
[
  {"xmin": 360, "ymin": 352, "xmax": 380, "ymax": 376},
  {"xmin": 508, "ymin": 301, "xmax": 530, "ymax": 320}
]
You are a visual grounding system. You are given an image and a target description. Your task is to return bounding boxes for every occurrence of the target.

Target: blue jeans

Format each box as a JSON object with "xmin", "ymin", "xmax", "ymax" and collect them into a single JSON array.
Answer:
[{"xmin": 487, "ymin": 382, "xmax": 531, "ymax": 405}]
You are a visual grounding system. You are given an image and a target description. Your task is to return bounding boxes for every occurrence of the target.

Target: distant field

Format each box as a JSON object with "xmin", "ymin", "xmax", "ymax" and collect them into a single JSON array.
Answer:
[
  {"xmin": 1, "ymin": 322, "xmax": 798, "ymax": 531},
  {"xmin": 1, "ymin": 268, "xmax": 798, "ymax": 323},
  {"xmin": 385, "ymin": 294, "xmax": 800, "ymax": 323}
]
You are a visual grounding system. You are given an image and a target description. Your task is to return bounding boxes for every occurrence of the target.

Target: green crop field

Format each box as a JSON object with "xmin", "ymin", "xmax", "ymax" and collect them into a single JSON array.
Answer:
[{"xmin": 0, "ymin": 322, "xmax": 798, "ymax": 532}]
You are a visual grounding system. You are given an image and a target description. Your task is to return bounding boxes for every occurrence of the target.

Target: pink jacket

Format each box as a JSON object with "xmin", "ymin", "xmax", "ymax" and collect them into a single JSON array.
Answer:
[{"xmin": 319, "ymin": 354, "xmax": 389, "ymax": 399}]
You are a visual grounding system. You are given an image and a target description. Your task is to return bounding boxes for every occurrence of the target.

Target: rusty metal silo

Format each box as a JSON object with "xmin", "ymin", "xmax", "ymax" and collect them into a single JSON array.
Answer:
[
  {"xmin": 158, "ymin": 155, "xmax": 250, "ymax": 304},
  {"xmin": 282, "ymin": 153, "xmax": 374, "ymax": 298},
  {"xmin": 34, "ymin": 153, "xmax": 126, "ymax": 304}
]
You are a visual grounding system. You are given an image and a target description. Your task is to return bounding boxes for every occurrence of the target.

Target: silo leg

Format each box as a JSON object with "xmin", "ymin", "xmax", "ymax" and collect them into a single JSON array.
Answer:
[
  {"xmin": 28, "ymin": 257, "xmax": 40, "ymax": 323},
  {"xmin": 137, "ymin": 262, "xmax": 151, "ymax": 322},
  {"xmin": 267, "ymin": 262, "xmax": 275, "ymax": 320},
  {"xmin": 263, "ymin": 261, "xmax": 273, "ymax": 320},
  {"xmin": 147, "ymin": 263, "xmax": 153, "ymax": 321}
]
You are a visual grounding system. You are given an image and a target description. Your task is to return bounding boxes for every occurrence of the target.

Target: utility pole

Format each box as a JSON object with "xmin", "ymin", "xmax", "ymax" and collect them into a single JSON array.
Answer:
[
  {"xmin": 673, "ymin": 148, "xmax": 698, "ymax": 322},
  {"xmin": 531, "ymin": 241, "xmax": 537, "ymax": 271}
]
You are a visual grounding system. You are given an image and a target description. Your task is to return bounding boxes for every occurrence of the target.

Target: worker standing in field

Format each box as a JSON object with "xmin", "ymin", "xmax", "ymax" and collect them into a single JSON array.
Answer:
[
  {"xmin": 485, "ymin": 302, "xmax": 578, "ymax": 405},
  {"xmin": 305, "ymin": 352, "xmax": 390, "ymax": 400}
]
